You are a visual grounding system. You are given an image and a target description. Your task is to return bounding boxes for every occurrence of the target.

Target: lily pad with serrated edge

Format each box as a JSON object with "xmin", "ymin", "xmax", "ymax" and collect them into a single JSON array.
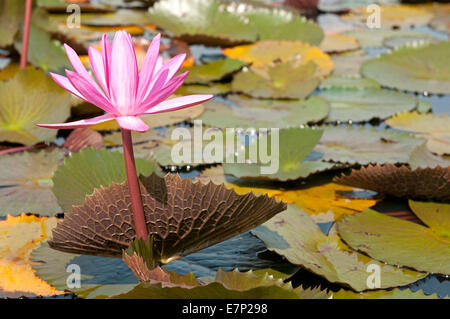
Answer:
[
  {"xmin": 386, "ymin": 111, "xmax": 450, "ymax": 155},
  {"xmin": 49, "ymin": 173, "xmax": 287, "ymax": 262},
  {"xmin": 0, "ymin": 68, "xmax": 71, "ymax": 145},
  {"xmin": 0, "ymin": 149, "xmax": 64, "ymax": 216},
  {"xmin": 344, "ymin": 29, "xmax": 435, "ymax": 48},
  {"xmin": 314, "ymin": 126, "xmax": 424, "ymax": 165},
  {"xmin": 232, "ymin": 61, "xmax": 320, "ymax": 99},
  {"xmin": 333, "ymin": 288, "xmax": 440, "ymax": 299},
  {"xmin": 199, "ymin": 95, "xmax": 329, "ymax": 130},
  {"xmin": 148, "ymin": 0, "xmax": 323, "ymax": 46},
  {"xmin": 182, "ymin": 58, "xmax": 246, "ymax": 85},
  {"xmin": 251, "ymin": 204, "xmax": 426, "ymax": 291},
  {"xmin": 52, "ymin": 147, "xmax": 162, "ymax": 213},
  {"xmin": 362, "ymin": 42, "xmax": 450, "ymax": 94},
  {"xmin": 222, "ymin": 127, "xmax": 337, "ymax": 181},
  {"xmin": 223, "ymin": 40, "xmax": 333, "ymax": 77},
  {"xmin": 318, "ymin": 88, "xmax": 419, "ymax": 122},
  {"xmin": 333, "ymin": 164, "xmax": 450, "ymax": 202},
  {"xmin": 337, "ymin": 201, "xmax": 450, "ymax": 275},
  {"xmin": 319, "ymin": 75, "xmax": 380, "ymax": 90},
  {"xmin": 409, "ymin": 144, "xmax": 450, "ymax": 169}
]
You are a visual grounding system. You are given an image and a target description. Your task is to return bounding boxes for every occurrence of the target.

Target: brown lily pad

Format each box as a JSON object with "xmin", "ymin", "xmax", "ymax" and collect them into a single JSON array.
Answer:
[
  {"xmin": 48, "ymin": 173, "xmax": 286, "ymax": 262},
  {"xmin": 334, "ymin": 164, "xmax": 450, "ymax": 202},
  {"xmin": 62, "ymin": 128, "xmax": 103, "ymax": 152}
]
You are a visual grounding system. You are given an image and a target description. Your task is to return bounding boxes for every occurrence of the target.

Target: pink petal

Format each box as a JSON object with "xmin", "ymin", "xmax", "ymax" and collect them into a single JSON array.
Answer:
[
  {"xmin": 139, "ymin": 72, "xmax": 189, "ymax": 111},
  {"xmin": 36, "ymin": 114, "xmax": 115, "ymax": 129},
  {"xmin": 88, "ymin": 47, "xmax": 109, "ymax": 97},
  {"xmin": 102, "ymin": 34, "xmax": 112, "ymax": 94},
  {"xmin": 109, "ymin": 31, "xmax": 139, "ymax": 115},
  {"xmin": 64, "ymin": 43, "xmax": 106, "ymax": 97},
  {"xmin": 50, "ymin": 72, "xmax": 87, "ymax": 101},
  {"xmin": 161, "ymin": 53, "xmax": 186, "ymax": 83},
  {"xmin": 143, "ymin": 95, "xmax": 213, "ymax": 114},
  {"xmin": 66, "ymin": 70, "xmax": 116, "ymax": 114},
  {"xmin": 136, "ymin": 33, "xmax": 161, "ymax": 102},
  {"xmin": 135, "ymin": 68, "xmax": 169, "ymax": 114},
  {"xmin": 115, "ymin": 116, "xmax": 149, "ymax": 132}
]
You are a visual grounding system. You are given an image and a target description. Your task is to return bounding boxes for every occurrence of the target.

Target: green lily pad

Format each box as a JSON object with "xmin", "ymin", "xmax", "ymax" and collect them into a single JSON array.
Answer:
[
  {"xmin": 333, "ymin": 288, "xmax": 440, "ymax": 299},
  {"xmin": 222, "ymin": 127, "xmax": 337, "ymax": 181},
  {"xmin": 232, "ymin": 61, "xmax": 320, "ymax": 99},
  {"xmin": 0, "ymin": 0, "xmax": 24, "ymax": 48},
  {"xmin": 409, "ymin": 144, "xmax": 450, "ymax": 169},
  {"xmin": 0, "ymin": 68, "xmax": 71, "ymax": 145},
  {"xmin": 252, "ymin": 205, "xmax": 426, "ymax": 291},
  {"xmin": 319, "ymin": 75, "xmax": 381, "ymax": 90},
  {"xmin": 183, "ymin": 58, "xmax": 246, "ymax": 84},
  {"xmin": 14, "ymin": 23, "xmax": 71, "ymax": 73},
  {"xmin": 113, "ymin": 268, "xmax": 328, "ymax": 299},
  {"xmin": 344, "ymin": 30, "xmax": 434, "ymax": 48},
  {"xmin": 337, "ymin": 201, "xmax": 450, "ymax": 275},
  {"xmin": 318, "ymin": 88, "xmax": 419, "ymax": 122},
  {"xmin": 330, "ymin": 50, "xmax": 369, "ymax": 77},
  {"xmin": 314, "ymin": 126, "xmax": 424, "ymax": 165},
  {"xmin": 362, "ymin": 42, "xmax": 450, "ymax": 94},
  {"xmin": 199, "ymin": 95, "xmax": 329, "ymax": 129},
  {"xmin": 52, "ymin": 148, "xmax": 162, "ymax": 213},
  {"xmin": 148, "ymin": 0, "xmax": 323, "ymax": 45},
  {"xmin": 0, "ymin": 149, "xmax": 64, "ymax": 216},
  {"xmin": 176, "ymin": 83, "xmax": 231, "ymax": 96}
]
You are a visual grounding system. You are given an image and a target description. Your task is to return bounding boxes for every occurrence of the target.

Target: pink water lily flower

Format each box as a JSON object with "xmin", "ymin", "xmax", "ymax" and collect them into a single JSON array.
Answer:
[{"xmin": 37, "ymin": 31, "xmax": 213, "ymax": 132}]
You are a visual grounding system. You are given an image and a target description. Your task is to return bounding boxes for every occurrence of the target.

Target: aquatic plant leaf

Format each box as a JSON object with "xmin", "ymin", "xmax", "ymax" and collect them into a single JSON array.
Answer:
[
  {"xmin": 176, "ymin": 83, "xmax": 231, "ymax": 96},
  {"xmin": 0, "ymin": 68, "xmax": 71, "ymax": 145},
  {"xmin": 334, "ymin": 164, "xmax": 449, "ymax": 202},
  {"xmin": 409, "ymin": 144, "xmax": 450, "ymax": 169},
  {"xmin": 318, "ymin": 88, "xmax": 419, "ymax": 122},
  {"xmin": 223, "ymin": 40, "xmax": 333, "ymax": 76},
  {"xmin": 232, "ymin": 61, "xmax": 320, "ymax": 99},
  {"xmin": 337, "ymin": 202, "xmax": 450, "ymax": 275},
  {"xmin": 344, "ymin": 29, "xmax": 434, "ymax": 48},
  {"xmin": 320, "ymin": 33, "xmax": 359, "ymax": 53},
  {"xmin": 222, "ymin": 127, "xmax": 335, "ymax": 181},
  {"xmin": 342, "ymin": 5, "xmax": 433, "ymax": 28},
  {"xmin": 0, "ymin": 214, "xmax": 62, "ymax": 298},
  {"xmin": 386, "ymin": 112, "xmax": 450, "ymax": 155},
  {"xmin": 113, "ymin": 268, "xmax": 328, "ymax": 299},
  {"xmin": 183, "ymin": 58, "xmax": 246, "ymax": 84},
  {"xmin": 200, "ymin": 96, "xmax": 329, "ymax": 129},
  {"xmin": 333, "ymin": 288, "xmax": 439, "ymax": 299},
  {"xmin": 0, "ymin": 149, "xmax": 64, "ymax": 216},
  {"xmin": 0, "ymin": 0, "xmax": 24, "ymax": 48},
  {"xmin": 362, "ymin": 42, "xmax": 450, "ymax": 94},
  {"xmin": 62, "ymin": 128, "xmax": 104, "ymax": 152},
  {"xmin": 330, "ymin": 50, "xmax": 369, "ymax": 77},
  {"xmin": 49, "ymin": 173, "xmax": 287, "ymax": 261},
  {"xmin": 52, "ymin": 148, "xmax": 161, "ymax": 213},
  {"xmin": 148, "ymin": 0, "xmax": 323, "ymax": 46},
  {"xmin": 319, "ymin": 75, "xmax": 380, "ymax": 90},
  {"xmin": 252, "ymin": 205, "xmax": 425, "ymax": 291},
  {"xmin": 314, "ymin": 126, "xmax": 424, "ymax": 165}
]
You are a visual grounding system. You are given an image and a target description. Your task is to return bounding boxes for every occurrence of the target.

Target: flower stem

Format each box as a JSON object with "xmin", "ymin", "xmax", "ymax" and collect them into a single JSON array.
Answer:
[
  {"xmin": 121, "ymin": 129, "xmax": 148, "ymax": 240},
  {"xmin": 20, "ymin": 0, "xmax": 33, "ymax": 69}
]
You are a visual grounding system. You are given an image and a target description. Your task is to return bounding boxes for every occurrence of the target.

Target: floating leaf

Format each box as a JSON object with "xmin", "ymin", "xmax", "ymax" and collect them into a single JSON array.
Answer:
[
  {"xmin": 252, "ymin": 205, "xmax": 425, "ymax": 291},
  {"xmin": 0, "ymin": 214, "xmax": 62, "ymax": 298},
  {"xmin": 383, "ymin": 35, "xmax": 437, "ymax": 49},
  {"xmin": 0, "ymin": 68, "xmax": 71, "ymax": 145},
  {"xmin": 362, "ymin": 42, "xmax": 450, "ymax": 94},
  {"xmin": 318, "ymin": 88, "xmax": 419, "ymax": 122},
  {"xmin": 232, "ymin": 61, "xmax": 320, "ymax": 99},
  {"xmin": 333, "ymin": 288, "xmax": 439, "ymax": 299},
  {"xmin": 0, "ymin": 149, "xmax": 64, "ymax": 216},
  {"xmin": 345, "ymin": 30, "xmax": 434, "ymax": 48},
  {"xmin": 337, "ymin": 201, "xmax": 450, "ymax": 275},
  {"xmin": 409, "ymin": 144, "xmax": 450, "ymax": 169},
  {"xmin": 223, "ymin": 40, "xmax": 333, "ymax": 76},
  {"xmin": 222, "ymin": 127, "xmax": 336, "ymax": 181},
  {"xmin": 52, "ymin": 148, "xmax": 162, "ymax": 213},
  {"xmin": 91, "ymin": 103, "xmax": 205, "ymax": 131},
  {"xmin": 49, "ymin": 173, "xmax": 287, "ymax": 261},
  {"xmin": 319, "ymin": 75, "xmax": 380, "ymax": 90},
  {"xmin": 113, "ymin": 268, "xmax": 328, "ymax": 299},
  {"xmin": 334, "ymin": 164, "xmax": 450, "ymax": 202},
  {"xmin": 198, "ymin": 166, "xmax": 377, "ymax": 223},
  {"xmin": 176, "ymin": 83, "xmax": 231, "ymax": 96},
  {"xmin": 342, "ymin": 5, "xmax": 433, "ymax": 28},
  {"xmin": 320, "ymin": 33, "xmax": 359, "ymax": 53},
  {"xmin": 331, "ymin": 50, "xmax": 369, "ymax": 77},
  {"xmin": 386, "ymin": 112, "xmax": 450, "ymax": 155},
  {"xmin": 62, "ymin": 128, "xmax": 104, "ymax": 153},
  {"xmin": 0, "ymin": 0, "xmax": 24, "ymax": 48},
  {"xmin": 148, "ymin": 0, "xmax": 323, "ymax": 46},
  {"xmin": 199, "ymin": 95, "xmax": 329, "ymax": 129},
  {"xmin": 314, "ymin": 126, "xmax": 424, "ymax": 164},
  {"xmin": 183, "ymin": 58, "xmax": 246, "ymax": 84}
]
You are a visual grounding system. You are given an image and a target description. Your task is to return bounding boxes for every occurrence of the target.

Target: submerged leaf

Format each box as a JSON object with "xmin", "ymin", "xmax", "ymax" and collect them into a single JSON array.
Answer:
[{"xmin": 0, "ymin": 149, "xmax": 64, "ymax": 216}]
